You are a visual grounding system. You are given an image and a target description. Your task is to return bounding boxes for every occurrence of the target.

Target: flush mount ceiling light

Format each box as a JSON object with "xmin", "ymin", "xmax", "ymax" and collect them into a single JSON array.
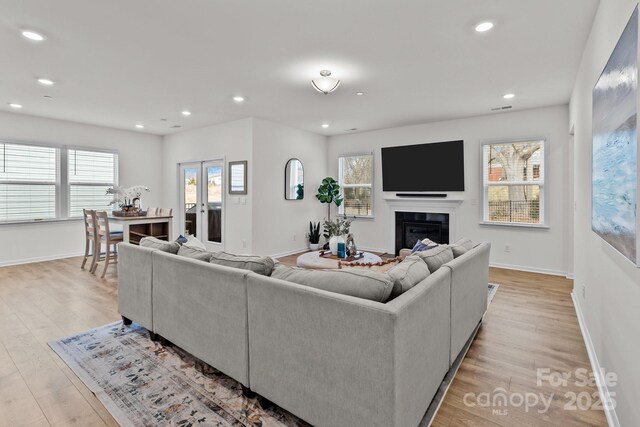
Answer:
[
  {"xmin": 181, "ymin": 110, "xmax": 191, "ymax": 116},
  {"xmin": 503, "ymin": 93, "xmax": 515, "ymax": 99},
  {"xmin": 9, "ymin": 103, "xmax": 23, "ymax": 109},
  {"xmin": 135, "ymin": 124, "xmax": 144, "ymax": 129},
  {"xmin": 311, "ymin": 70, "xmax": 340, "ymax": 94},
  {"xmin": 233, "ymin": 96, "xmax": 245, "ymax": 102},
  {"xmin": 475, "ymin": 22, "xmax": 494, "ymax": 32},
  {"xmin": 21, "ymin": 30, "xmax": 46, "ymax": 41},
  {"xmin": 321, "ymin": 123, "xmax": 330, "ymax": 128},
  {"xmin": 37, "ymin": 78, "xmax": 55, "ymax": 86}
]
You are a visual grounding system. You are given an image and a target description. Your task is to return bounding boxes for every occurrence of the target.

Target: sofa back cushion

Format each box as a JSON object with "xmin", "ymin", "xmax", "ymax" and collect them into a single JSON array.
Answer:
[
  {"xmin": 177, "ymin": 245, "xmax": 214, "ymax": 262},
  {"xmin": 387, "ymin": 254, "xmax": 431, "ymax": 299},
  {"xmin": 139, "ymin": 236, "xmax": 180, "ymax": 254},
  {"xmin": 271, "ymin": 265, "xmax": 394, "ymax": 303},
  {"xmin": 415, "ymin": 245, "xmax": 454, "ymax": 273},
  {"xmin": 450, "ymin": 237, "xmax": 474, "ymax": 258},
  {"xmin": 210, "ymin": 252, "xmax": 275, "ymax": 276}
]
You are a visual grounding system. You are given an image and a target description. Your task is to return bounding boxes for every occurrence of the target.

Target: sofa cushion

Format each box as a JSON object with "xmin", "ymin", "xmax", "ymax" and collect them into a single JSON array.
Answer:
[
  {"xmin": 177, "ymin": 245, "xmax": 214, "ymax": 262},
  {"xmin": 183, "ymin": 235, "xmax": 207, "ymax": 250},
  {"xmin": 450, "ymin": 237, "xmax": 474, "ymax": 258},
  {"xmin": 210, "ymin": 252, "xmax": 275, "ymax": 276},
  {"xmin": 271, "ymin": 265, "xmax": 394, "ymax": 303},
  {"xmin": 415, "ymin": 245, "xmax": 454, "ymax": 272},
  {"xmin": 139, "ymin": 236, "xmax": 180, "ymax": 254},
  {"xmin": 387, "ymin": 254, "xmax": 431, "ymax": 299}
]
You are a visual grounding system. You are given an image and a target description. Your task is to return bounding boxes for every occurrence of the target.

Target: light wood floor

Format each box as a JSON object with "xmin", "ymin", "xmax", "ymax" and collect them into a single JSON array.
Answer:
[{"xmin": 0, "ymin": 256, "xmax": 606, "ymax": 427}]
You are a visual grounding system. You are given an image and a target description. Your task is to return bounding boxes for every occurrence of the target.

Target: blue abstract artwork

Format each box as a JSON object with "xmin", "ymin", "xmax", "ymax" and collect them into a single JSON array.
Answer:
[{"xmin": 592, "ymin": 7, "xmax": 639, "ymax": 265}]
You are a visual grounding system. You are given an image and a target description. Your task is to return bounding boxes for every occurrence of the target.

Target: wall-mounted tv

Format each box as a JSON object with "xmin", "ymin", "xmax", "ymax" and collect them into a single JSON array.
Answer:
[{"xmin": 381, "ymin": 140, "xmax": 465, "ymax": 191}]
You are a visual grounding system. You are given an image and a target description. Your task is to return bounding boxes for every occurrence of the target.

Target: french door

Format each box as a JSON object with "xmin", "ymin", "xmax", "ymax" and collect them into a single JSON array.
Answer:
[{"xmin": 179, "ymin": 160, "xmax": 224, "ymax": 249}]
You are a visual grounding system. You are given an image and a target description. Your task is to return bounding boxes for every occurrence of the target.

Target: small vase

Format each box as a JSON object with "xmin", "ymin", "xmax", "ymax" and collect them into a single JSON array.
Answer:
[
  {"xmin": 329, "ymin": 235, "xmax": 345, "ymax": 255},
  {"xmin": 309, "ymin": 243, "xmax": 320, "ymax": 251}
]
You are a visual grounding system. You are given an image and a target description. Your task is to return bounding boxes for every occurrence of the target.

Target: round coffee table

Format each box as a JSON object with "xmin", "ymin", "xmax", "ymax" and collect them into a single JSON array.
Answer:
[{"xmin": 296, "ymin": 251, "xmax": 382, "ymax": 269}]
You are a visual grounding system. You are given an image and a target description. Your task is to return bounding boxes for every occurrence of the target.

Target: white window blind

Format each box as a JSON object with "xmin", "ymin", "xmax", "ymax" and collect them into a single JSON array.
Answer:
[
  {"xmin": 338, "ymin": 153, "xmax": 373, "ymax": 217},
  {"xmin": 482, "ymin": 140, "xmax": 545, "ymax": 225},
  {"xmin": 0, "ymin": 143, "xmax": 58, "ymax": 221},
  {"xmin": 68, "ymin": 149, "xmax": 117, "ymax": 217}
]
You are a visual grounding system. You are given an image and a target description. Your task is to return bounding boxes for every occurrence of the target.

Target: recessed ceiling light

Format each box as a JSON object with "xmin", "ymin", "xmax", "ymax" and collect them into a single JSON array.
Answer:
[
  {"xmin": 21, "ymin": 30, "xmax": 46, "ymax": 41},
  {"xmin": 233, "ymin": 96, "xmax": 245, "ymax": 102},
  {"xmin": 181, "ymin": 110, "xmax": 192, "ymax": 116},
  {"xmin": 356, "ymin": 91, "xmax": 364, "ymax": 96},
  {"xmin": 135, "ymin": 124, "xmax": 144, "ymax": 129},
  {"xmin": 43, "ymin": 95, "xmax": 53, "ymax": 99},
  {"xmin": 37, "ymin": 78, "xmax": 55, "ymax": 86},
  {"xmin": 503, "ymin": 93, "xmax": 515, "ymax": 99},
  {"xmin": 475, "ymin": 22, "xmax": 494, "ymax": 32},
  {"xmin": 9, "ymin": 103, "xmax": 23, "ymax": 109},
  {"xmin": 321, "ymin": 123, "xmax": 330, "ymax": 128}
]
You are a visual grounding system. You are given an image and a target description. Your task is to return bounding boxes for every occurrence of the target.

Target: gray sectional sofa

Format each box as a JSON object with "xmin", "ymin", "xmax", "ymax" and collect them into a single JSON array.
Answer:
[{"xmin": 118, "ymin": 240, "xmax": 490, "ymax": 427}]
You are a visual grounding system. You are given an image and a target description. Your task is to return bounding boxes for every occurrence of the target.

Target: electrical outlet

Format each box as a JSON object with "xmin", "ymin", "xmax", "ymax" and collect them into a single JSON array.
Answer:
[
  {"xmin": 504, "ymin": 244, "xmax": 511, "ymax": 253},
  {"xmin": 582, "ymin": 283, "xmax": 586, "ymax": 299},
  {"xmin": 293, "ymin": 233, "xmax": 297, "ymax": 241},
  {"xmin": 242, "ymin": 240, "xmax": 247, "ymax": 248}
]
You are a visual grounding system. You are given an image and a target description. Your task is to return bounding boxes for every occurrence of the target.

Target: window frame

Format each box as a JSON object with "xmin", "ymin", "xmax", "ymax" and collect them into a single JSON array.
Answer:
[
  {"xmin": 0, "ymin": 139, "xmax": 118, "ymax": 225},
  {"xmin": 480, "ymin": 137, "xmax": 548, "ymax": 228},
  {"xmin": 337, "ymin": 152, "xmax": 374, "ymax": 219}
]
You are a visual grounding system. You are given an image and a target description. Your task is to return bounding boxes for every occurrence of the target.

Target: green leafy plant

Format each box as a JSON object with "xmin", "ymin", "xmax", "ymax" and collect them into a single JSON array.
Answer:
[
  {"xmin": 307, "ymin": 221, "xmax": 321, "ymax": 244},
  {"xmin": 323, "ymin": 217, "xmax": 352, "ymax": 240},
  {"xmin": 296, "ymin": 183, "xmax": 304, "ymax": 200},
  {"xmin": 316, "ymin": 177, "xmax": 343, "ymax": 219}
]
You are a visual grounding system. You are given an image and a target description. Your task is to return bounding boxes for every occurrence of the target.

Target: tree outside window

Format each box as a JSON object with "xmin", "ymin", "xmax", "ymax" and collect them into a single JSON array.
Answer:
[{"xmin": 338, "ymin": 154, "xmax": 373, "ymax": 217}]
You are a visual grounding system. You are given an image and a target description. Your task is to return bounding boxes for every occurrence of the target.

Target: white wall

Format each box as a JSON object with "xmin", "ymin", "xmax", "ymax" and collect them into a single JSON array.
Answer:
[
  {"xmin": 251, "ymin": 118, "xmax": 327, "ymax": 256},
  {"xmin": 570, "ymin": 0, "xmax": 640, "ymax": 425},
  {"xmin": 162, "ymin": 118, "xmax": 253, "ymax": 254},
  {"xmin": 0, "ymin": 111, "xmax": 163, "ymax": 266},
  {"xmin": 328, "ymin": 105, "xmax": 573, "ymax": 275}
]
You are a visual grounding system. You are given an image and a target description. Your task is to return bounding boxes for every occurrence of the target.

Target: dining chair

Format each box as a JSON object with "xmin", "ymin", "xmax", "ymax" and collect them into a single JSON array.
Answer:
[
  {"xmin": 91, "ymin": 210, "xmax": 124, "ymax": 278},
  {"xmin": 159, "ymin": 208, "xmax": 173, "ymax": 216},
  {"xmin": 81, "ymin": 209, "xmax": 97, "ymax": 270},
  {"xmin": 146, "ymin": 207, "xmax": 158, "ymax": 216}
]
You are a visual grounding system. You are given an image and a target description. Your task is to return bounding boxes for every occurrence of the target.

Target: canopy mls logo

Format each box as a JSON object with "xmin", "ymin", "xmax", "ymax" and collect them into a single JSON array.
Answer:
[{"xmin": 463, "ymin": 367, "xmax": 617, "ymax": 416}]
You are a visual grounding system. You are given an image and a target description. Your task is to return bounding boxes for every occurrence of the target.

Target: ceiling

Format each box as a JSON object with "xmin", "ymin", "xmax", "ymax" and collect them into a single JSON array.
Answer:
[{"xmin": 1, "ymin": 0, "xmax": 599, "ymax": 136}]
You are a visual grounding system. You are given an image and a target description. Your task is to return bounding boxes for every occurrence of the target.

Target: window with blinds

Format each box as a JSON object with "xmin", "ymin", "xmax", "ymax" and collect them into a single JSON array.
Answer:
[
  {"xmin": 0, "ymin": 143, "xmax": 58, "ymax": 222},
  {"xmin": 68, "ymin": 149, "xmax": 117, "ymax": 217},
  {"xmin": 482, "ymin": 139, "xmax": 545, "ymax": 225},
  {"xmin": 0, "ymin": 142, "xmax": 118, "ymax": 223},
  {"xmin": 338, "ymin": 153, "xmax": 373, "ymax": 217}
]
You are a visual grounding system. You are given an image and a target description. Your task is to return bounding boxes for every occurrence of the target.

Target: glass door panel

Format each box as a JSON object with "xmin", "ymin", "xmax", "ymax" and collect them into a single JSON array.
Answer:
[
  {"xmin": 203, "ymin": 161, "xmax": 223, "ymax": 244},
  {"xmin": 180, "ymin": 164, "xmax": 200, "ymax": 238}
]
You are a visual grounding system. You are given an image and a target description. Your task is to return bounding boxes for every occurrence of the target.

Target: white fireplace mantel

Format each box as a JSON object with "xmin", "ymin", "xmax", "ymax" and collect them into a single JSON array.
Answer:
[{"xmin": 383, "ymin": 196, "xmax": 465, "ymax": 253}]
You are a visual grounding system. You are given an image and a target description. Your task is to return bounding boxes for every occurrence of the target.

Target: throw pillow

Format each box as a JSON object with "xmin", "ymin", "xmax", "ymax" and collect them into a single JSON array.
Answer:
[
  {"xmin": 411, "ymin": 239, "xmax": 439, "ymax": 253},
  {"xmin": 387, "ymin": 254, "xmax": 431, "ymax": 299},
  {"xmin": 415, "ymin": 245, "xmax": 454, "ymax": 273},
  {"xmin": 271, "ymin": 265, "xmax": 394, "ymax": 303},
  {"xmin": 177, "ymin": 245, "xmax": 214, "ymax": 262},
  {"xmin": 183, "ymin": 235, "xmax": 207, "ymax": 250},
  {"xmin": 450, "ymin": 237, "xmax": 474, "ymax": 258},
  {"xmin": 139, "ymin": 236, "xmax": 180, "ymax": 254},
  {"xmin": 175, "ymin": 235, "xmax": 188, "ymax": 245},
  {"xmin": 209, "ymin": 252, "xmax": 275, "ymax": 276}
]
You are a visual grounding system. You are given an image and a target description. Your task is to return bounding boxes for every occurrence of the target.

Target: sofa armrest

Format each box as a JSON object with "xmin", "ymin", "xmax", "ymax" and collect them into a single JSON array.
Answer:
[
  {"xmin": 152, "ymin": 251, "xmax": 251, "ymax": 387},
  {"xmin": 444, "ymin": 241, "xmax": 491, "ymax": 364},
  {"xmin": 399, "ymin": 248, "xmax": 412, "ymax": 259},
  {"xmin": 247, "ymin": 267, "xmax": 451, "ymax": 427},
  {"xmin": 117, "ymin": 242, "xmax": 156, "ymax": 330}
]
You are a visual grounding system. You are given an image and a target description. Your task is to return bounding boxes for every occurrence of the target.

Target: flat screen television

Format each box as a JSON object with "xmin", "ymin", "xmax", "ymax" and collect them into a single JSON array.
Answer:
[{"xmin": 381, "ymin": 140, "xmax": 465, "ymax": 191}]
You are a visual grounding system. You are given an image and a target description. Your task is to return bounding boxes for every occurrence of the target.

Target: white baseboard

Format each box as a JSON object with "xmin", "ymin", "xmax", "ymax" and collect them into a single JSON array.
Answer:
[
  {"xmin": 0, "ymin": 251, "xmax": 85, "ymax": 268},
  {"xmin": 270, "ymin": 247, "xmax": 311, "ymax": 259},
  {"xmin": 571, "ymin": 291, "xmax": 619, "ymax": 427},
  {"xmin": 489, "ymin": 261, "xmax": 570, "ymax": 278}
]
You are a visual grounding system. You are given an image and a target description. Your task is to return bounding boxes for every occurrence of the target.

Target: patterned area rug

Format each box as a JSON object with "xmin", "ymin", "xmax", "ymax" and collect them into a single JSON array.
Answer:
[
  {"xmin": 49, "ymin": 284, "xmax": 499, "ymax": 427},
  {"xmin": 49, "ymin": 323, "xmax": 309, "ymax": 427}
]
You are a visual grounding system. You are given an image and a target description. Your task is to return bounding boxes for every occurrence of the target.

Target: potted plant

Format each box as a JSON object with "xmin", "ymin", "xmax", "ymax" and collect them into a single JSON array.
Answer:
[
  {"xmin": 315, "ymin": 177, "xmax": 343, "ymax": 220},
  {"xmin": 307, "ymin": 221, "xmax": 321, "ymax": 251},
  {"xmin": 323, "ymin": 217, "xmax": 352, "ymax": 255}
]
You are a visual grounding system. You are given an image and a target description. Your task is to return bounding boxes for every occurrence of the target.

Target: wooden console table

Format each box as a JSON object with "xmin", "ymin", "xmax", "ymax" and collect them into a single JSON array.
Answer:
[{"xmin": 108, "ymin": 214, "xmax": 173, "ymax": 245}]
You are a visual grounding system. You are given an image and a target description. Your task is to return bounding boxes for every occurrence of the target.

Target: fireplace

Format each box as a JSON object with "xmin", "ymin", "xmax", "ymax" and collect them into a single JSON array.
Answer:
[{"xmin": 395, "ymin": 211, "xmax": 450, "ymax": 255}]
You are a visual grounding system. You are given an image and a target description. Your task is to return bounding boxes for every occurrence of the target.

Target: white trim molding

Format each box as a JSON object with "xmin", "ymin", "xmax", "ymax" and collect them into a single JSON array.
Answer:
[
  {"xmin": 572, "ymin": 291, "xmax": 620, "ymax": 427},
  {"xmin": 0, "ymin": 251, "xmax": 85, "ymax": 268},
  {"xmin": 490, "ymin": 262, "xmax": 571, "ymax": 278}
]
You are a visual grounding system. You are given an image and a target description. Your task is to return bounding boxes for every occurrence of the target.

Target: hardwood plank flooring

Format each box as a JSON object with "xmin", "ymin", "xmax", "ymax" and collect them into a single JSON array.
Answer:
[{"xmin": 0, "ymin": 256, "xmax": 606, "ymax": 426}]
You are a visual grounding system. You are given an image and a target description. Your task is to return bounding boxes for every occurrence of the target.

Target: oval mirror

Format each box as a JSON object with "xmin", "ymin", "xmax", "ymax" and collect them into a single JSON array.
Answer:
[{"xmin": 285, "ymin": 158, "xmax": 304, "ymax": 200}]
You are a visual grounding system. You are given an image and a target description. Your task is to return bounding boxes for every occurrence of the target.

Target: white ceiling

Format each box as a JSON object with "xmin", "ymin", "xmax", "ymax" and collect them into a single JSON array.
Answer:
[{"xmin": 1, "ymin": 0, "xmax": 599, "ymax": 136}]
